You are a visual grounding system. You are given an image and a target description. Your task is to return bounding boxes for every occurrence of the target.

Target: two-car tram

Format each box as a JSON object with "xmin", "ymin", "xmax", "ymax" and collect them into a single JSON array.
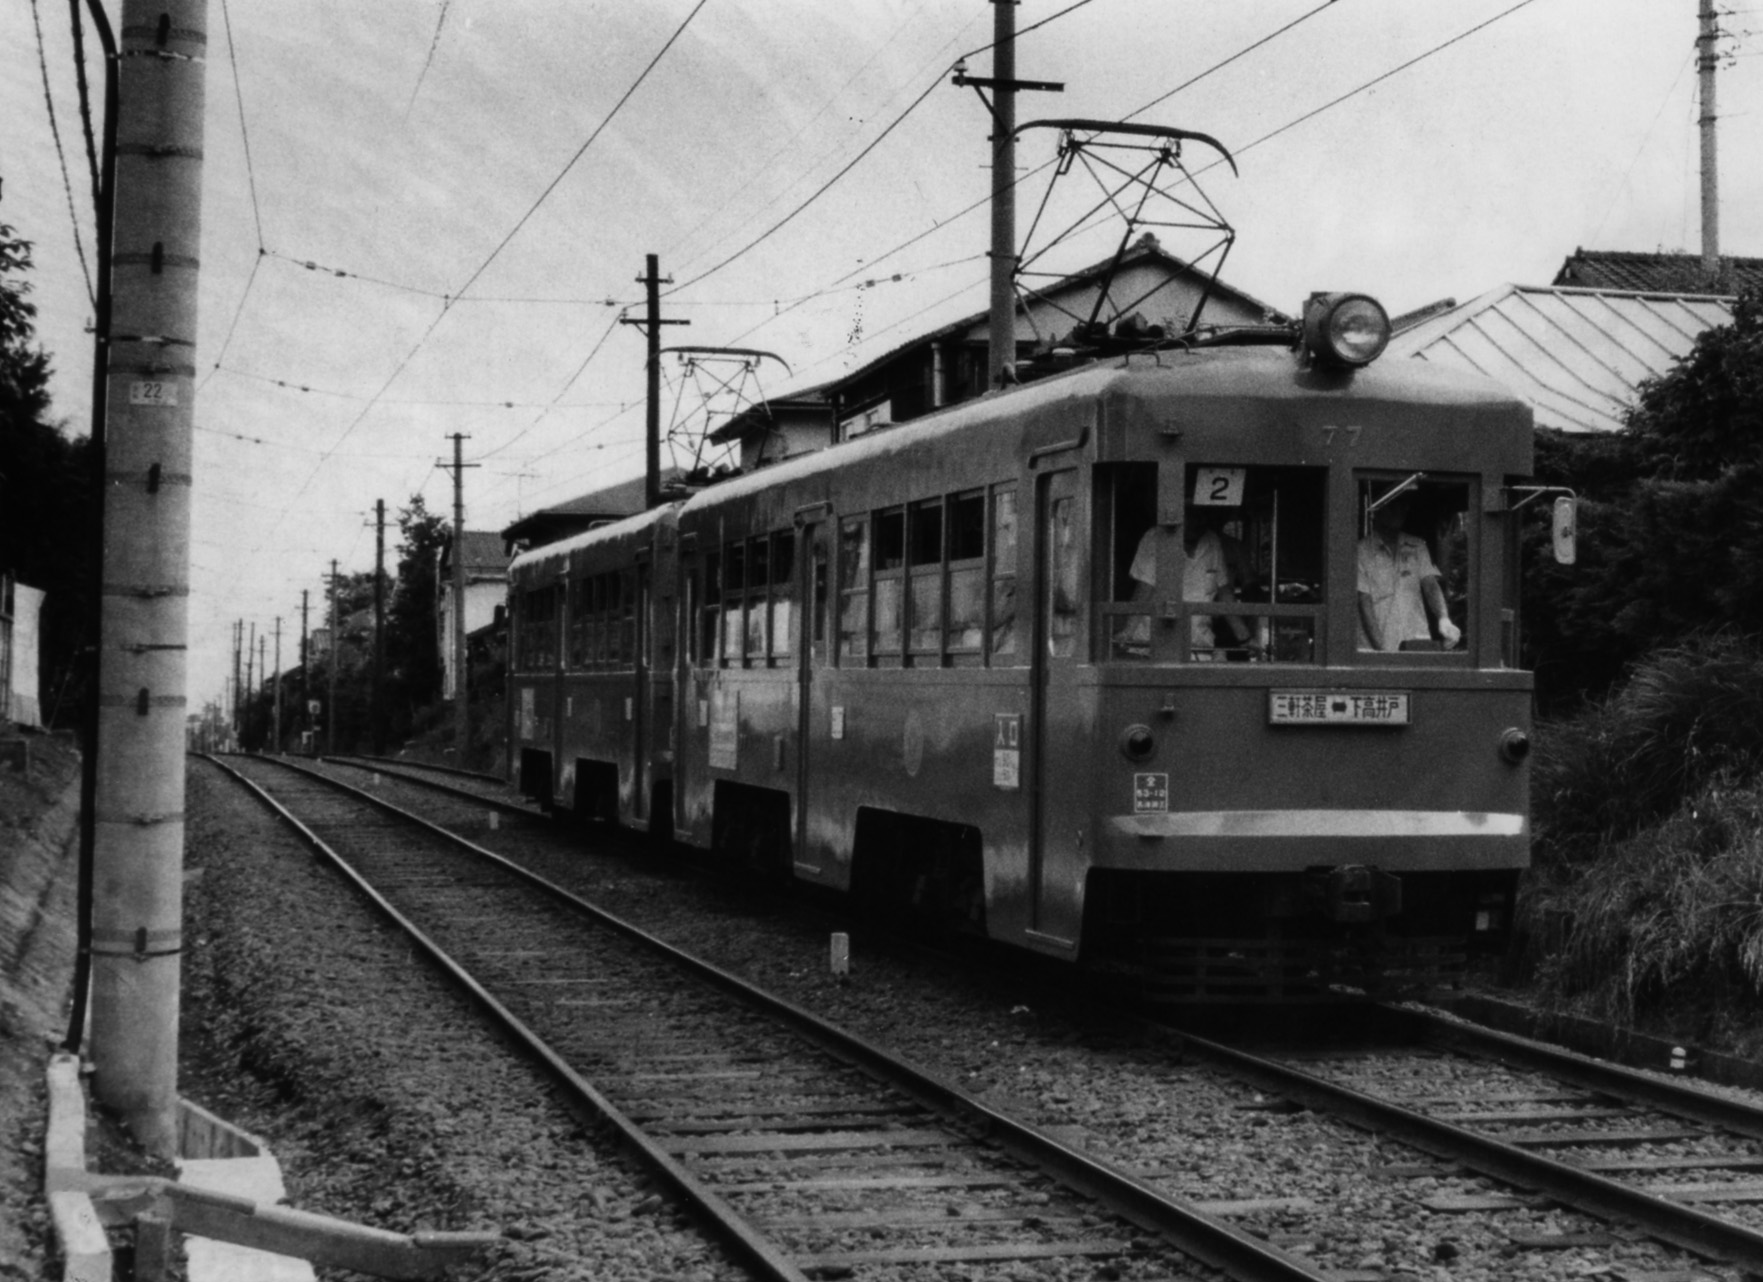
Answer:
[{"xmin": 509, "ymin": 295, "xmax": 1549, "ymax": 998}]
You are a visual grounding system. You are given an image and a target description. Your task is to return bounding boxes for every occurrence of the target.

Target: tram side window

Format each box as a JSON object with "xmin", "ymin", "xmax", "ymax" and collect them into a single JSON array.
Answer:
[
  {"xmin": 838, "ymin": 518, "xmax": 869, "ymax": 664},
  {"xmin": 990, "ymin": 484, "xmax": 1018, "ymax": 661},
  {"xmin": 566, "ymin": 575, "xmax": 589, "ymax": 668},
  {"xmin": 872, "ymin": 508, "xmax": 905, "ymax": 659},
  {"xmin": 744, "ymin": 536, "xmax": 769, "ymax": 662},
  {"xmin": 516, "ymin": 585, "xmax": 559, "ymax": 671},
  {"xmin": 770, "ymin": 530, "xmax": 795, "ymax": 663},
  {"xmin": 615, "ymin": 571, "xmax": 634, "ymax": 667},
  {"xmin": 1356, "ymin": 475, "xmax": 1471, "ymax": 654},
  {"xmin": 947, "ymin": 490, "xmax": 985, "ymax": 655},
  {"xmin": 721, "ymin": 541, "xmax": 746, "ymax": 665},
  {"xmin": 906, "ymin": 500, "xmax": 944, "ymax": 659},
  {"xmin": 698, "ymin": 552, "xmax": 720, "ymax": 668},
  {"xmin": 1048, "ymin": 495, "xmax": 1080, "ymax": 658}
]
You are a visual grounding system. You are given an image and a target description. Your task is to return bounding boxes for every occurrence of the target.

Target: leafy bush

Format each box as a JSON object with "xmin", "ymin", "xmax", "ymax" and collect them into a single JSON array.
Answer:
[
  {"xmin": 1523, "ymin": 776, "xmax": 1763, "ymax": 1032},
  {"xmin": 1531, "ymin": 633, "xmax": 1763, "ymax": 863}
]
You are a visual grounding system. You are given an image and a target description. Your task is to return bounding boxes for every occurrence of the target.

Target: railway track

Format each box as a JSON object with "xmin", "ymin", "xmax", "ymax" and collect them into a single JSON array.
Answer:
[
  {"xmin": 218, "ymin": 753, "xmax": 1763, "ymax": 1279},
  {"xmin": 209, "ymin": 753, "xmax": 1329, "ymax": 1282},
  {"xmin": 1156, "ymin": 1006, "xmax": 1763, "ymax": 1280}
]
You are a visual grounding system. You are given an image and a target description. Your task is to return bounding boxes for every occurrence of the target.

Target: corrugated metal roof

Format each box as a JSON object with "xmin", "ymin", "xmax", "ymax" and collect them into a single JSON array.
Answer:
[{"xmin": 1383, "ymin": 284, "xmax": 1734, "ymax": 433}]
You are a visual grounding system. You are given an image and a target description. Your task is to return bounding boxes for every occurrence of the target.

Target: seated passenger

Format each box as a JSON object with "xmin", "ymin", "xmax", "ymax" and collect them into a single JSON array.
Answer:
[
  {"xmin": 1356, "ymin": 492, "xmax": 1461, "ymax": 651},
  {"xmin": 1118, "ymin": 511, "xmax": 1252, "ymax": 657}
]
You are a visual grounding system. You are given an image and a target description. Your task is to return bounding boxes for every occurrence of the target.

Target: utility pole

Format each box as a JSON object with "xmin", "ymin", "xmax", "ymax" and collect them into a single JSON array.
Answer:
[
  {"xmin": 245, "ymin": 620, "xmax": 255, "ymax": 742},
  {"xmin": 231, "ymin": 619, "xmax": 241, "ymax": 746},
  {"xmin": 619, "ymin": 255, "xmax": 687, "ymax": 508},
  {"xmin": 1698, "ymin": 0, "xmax": 1721, "ymax": 281},
  {"xmin": 953, "ymin": 1, "xmax": 1061, "ymax": 389},
  {"xmin": 256, "ymin": 632, "xmax": 265, "ymax": 749},
  {"xmin": 299, "ymin": 589, "xmax": 309, "ymax": 750},
  {"xmin": 327, "ymin": 559, "xmax": 339, "ymax": 756},
  {"xmin": 437, "ymin": 435, "xmax": 479, "ymax": 763},
  {"xmin": 272, "ymin": 616, "xmax": 282, "ymax": 753},
  {"xmin": 372, "ymin": 499, "xmax": 387, "ymax": 756},
  {"xmin": 87, "ymin": 0, "xmax": 208, "ymax": 1157}
]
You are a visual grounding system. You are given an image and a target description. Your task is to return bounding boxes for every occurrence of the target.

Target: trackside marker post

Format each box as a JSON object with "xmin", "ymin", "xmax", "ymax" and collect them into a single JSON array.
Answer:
[{"xmin": 830, "ymin": 932, "xmax": 850, "ymax": 976}]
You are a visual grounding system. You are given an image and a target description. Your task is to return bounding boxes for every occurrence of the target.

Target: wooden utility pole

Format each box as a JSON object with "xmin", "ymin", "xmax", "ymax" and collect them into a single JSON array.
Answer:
[
  {"xmin": 372, "ymin": 499, "xmax": 387, "ymax": 756},
  {"xmin": 327, "ymin": 559, "xmax": 339, "ymax": 755},
  {"xmin": 1698, "ymin": 0, "xmax": 1721, "ymax": 280},
  {"xmin": 299, "ymin": 589, "xmax": 309, "ymax": 748},
  {"xmin": 618, "ymin": 255, "xmax": 686, "ymax": 508},
  {"xmin": 437, "ymin": 435, "xmax": 479, "ymax": 762},
  {"xmin": 256, "ymin": 632, "xmax": 265, "ymax": 747},
  {"xmin": 87, "ymin": 0, "xmax": 208, "ymax": 1157},
  {"xmin": 245, "ymin": 621, "xmax": 255, "ymax": 739},
  {"xmin": 272, "ymin": 616, "xmax": 282, "ymax": 752},
  {"xmin": 231, "ymin": 619, "xmax": 241, "ymax": 745}
]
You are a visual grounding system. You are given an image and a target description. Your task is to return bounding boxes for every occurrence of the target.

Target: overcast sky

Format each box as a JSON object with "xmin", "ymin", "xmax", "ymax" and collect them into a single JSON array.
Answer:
[{"xmin": 3, "ymin": 0, "xmax": 1759, "ymax": 707}]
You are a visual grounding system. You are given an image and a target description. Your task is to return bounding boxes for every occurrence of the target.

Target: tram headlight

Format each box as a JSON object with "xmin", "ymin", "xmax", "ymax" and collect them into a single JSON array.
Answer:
[
  {"xmin": 1499, "ymin": 728, "xmax": 1531, "ymax": 765},
  {"xmin": 1302, "ymin": 293, "xmax": 1391, "ymax": 367}
]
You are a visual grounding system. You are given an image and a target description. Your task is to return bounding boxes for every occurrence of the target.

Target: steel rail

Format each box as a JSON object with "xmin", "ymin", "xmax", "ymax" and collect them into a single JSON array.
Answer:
[
  {"xmin": 303, "ymin": 754, "xmax": 536, "ymax": 817},
  {"xmin": 320, "ymin": 753, "xmax": 507, "ymax": 786},
  {"xmin": 205, "ymin": 753, "xmax": 811, "ymax": 1282},
  {"xmin": 208, "ymin": 753, "xmax": 1331, "ymax": 1282},
  {"xmin": 1389, "ymin": 1003, "xmax": 1763, "ymax": 1142},
  {"xmin": 1171, "ymin": 1024, "xmax": 1763, "ymax": 1273}
]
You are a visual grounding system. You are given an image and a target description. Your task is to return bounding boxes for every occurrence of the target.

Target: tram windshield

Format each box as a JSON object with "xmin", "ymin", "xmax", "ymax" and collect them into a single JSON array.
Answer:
[
  {"xmin": 1105, "ymin": 464, "xmax": 1326, "ymax": 663},
  {"xmin": 1355, "ymin": 474, "xmax": 1471, "ymax": 654}
]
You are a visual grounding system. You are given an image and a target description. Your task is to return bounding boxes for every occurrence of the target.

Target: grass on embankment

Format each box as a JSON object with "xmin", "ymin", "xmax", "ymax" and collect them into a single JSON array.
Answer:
[{"xmin": 1518, "ymin": 633, "xmax": 1763, "ymax": 1053}]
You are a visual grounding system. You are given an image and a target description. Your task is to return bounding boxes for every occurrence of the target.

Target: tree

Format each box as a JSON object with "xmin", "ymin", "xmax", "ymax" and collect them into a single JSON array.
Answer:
[
  {"xmin": 1523, "ymin": 287, "xmax": 1763, "ymax": 711},
  {"xmin": 384, "ymin": 496, "xmax": 449, "ymax": 737},
  {"xmin": 1, "ymin": 223, "xmax": 94, "ymax": 727}
]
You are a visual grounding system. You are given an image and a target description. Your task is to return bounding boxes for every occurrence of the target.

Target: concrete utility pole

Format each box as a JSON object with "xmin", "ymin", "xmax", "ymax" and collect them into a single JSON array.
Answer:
[
  {"xmin": 437, "ymin": 435, "xmax": 479, "ymax": 762},
  {"xmin": 618, "ymin": 255, "xmax": 687, "ymax": 508},
  {"xmin": 1698, "ymin": 0, "xmax": 1721, "ymax": 280},
  {"xmin": 87, "ymin": 0, "xmax": 208, "ymax": 1157},
  {"xmin": 987, "ymin": 0, "xmax": 1017, "ymax": 391},
  {"xmin": 272, "ymin": 616, "xmax": 282, "ymax": 752},
  {"xmin": 327, "ymin": 560, "xmax": 339, "ymax": 755},
  {"xmin": 372, "ymin": 499, "xmax": 387, "ymax": 756},
  {"xmin": 952, "ymin": 1, "xmax": 1058, "ymax": 389}
]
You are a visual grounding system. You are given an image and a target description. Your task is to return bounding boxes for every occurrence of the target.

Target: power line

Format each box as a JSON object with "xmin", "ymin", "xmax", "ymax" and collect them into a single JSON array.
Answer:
[
  {"xmin": 445, "ymin": 0, "xmax": 713, "ymax": 310},
  {"xmin": 405, "ymin": 0, "xmax": 452, "ymax": 115},
  {"xmin": 30, "ymin": 0, "xmax": 94, "ymax": 305},
  {"xmin": 201, "ymin": 0, "xmax": 269, "ymax": 389},
  {"xmin": 665, "ymin": 0, "xmax": 1101, "ymax": 299}
]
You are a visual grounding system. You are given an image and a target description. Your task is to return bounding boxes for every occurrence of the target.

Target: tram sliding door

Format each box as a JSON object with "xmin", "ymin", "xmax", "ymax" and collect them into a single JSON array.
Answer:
[{"xmin": 1029, "ymin": 468, "xmax": 1087, "ymax": 948}]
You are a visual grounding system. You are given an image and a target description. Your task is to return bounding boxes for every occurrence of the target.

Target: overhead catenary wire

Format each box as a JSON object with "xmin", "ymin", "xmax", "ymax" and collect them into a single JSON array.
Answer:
[
  {"xmin": 30, "ymin": 0, "xmax": 95, "ymax": 306},
  {"xmin": 201, "ymin": 0, "xmax": 269, "ymax": 390}
]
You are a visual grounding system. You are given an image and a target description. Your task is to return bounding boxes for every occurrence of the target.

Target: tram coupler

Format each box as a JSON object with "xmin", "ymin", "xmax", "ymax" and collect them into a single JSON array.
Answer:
[{"xmin": 1309, "ymin": 865, "xmax": 1403, "ymax": 924}]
